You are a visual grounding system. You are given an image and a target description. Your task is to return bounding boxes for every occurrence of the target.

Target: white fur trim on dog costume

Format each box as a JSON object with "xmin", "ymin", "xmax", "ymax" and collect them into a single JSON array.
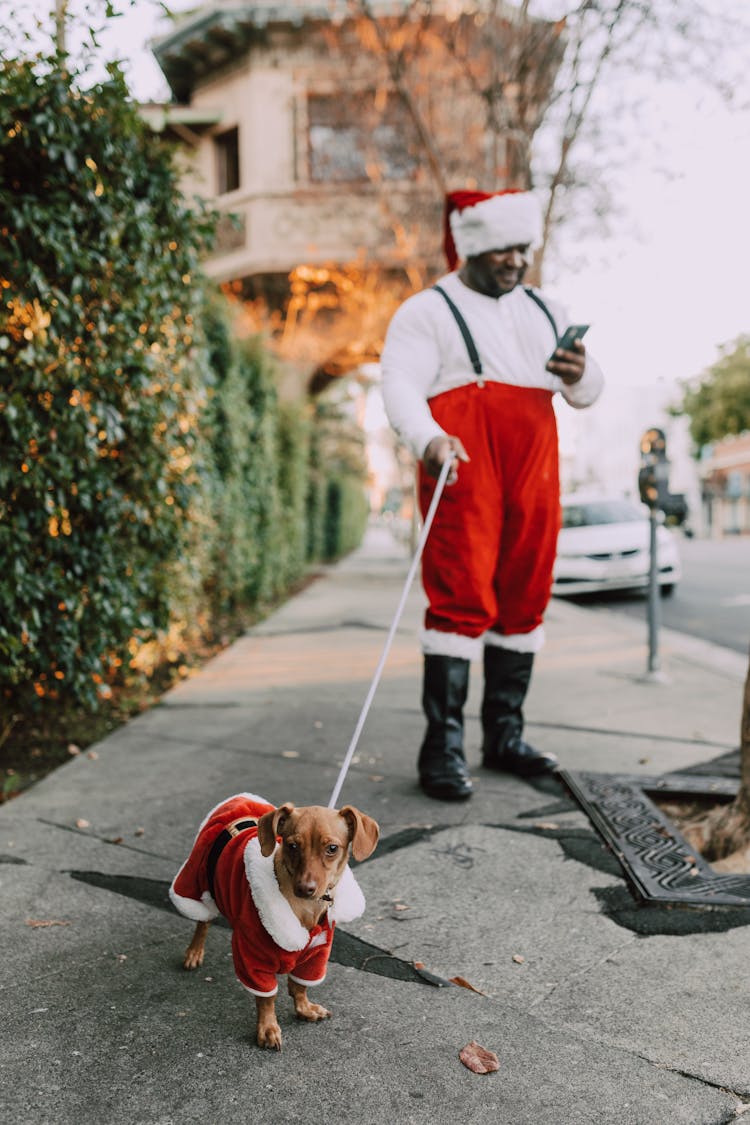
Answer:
[
  {"xmin": 329, "ymin": 863, "xmax": 366, "ymax": 924},
  {"xmin": 449, "ymin": 192, "xmax": 542, "ymax": 261},
  {"xmin": 169, "ymin": 877, "xmax": 219, "ymax": 923},
  {"xmin": 243, "ymin": 838, "xmax": 366, "ymax": 951},
  {"xmin": 244, "ymin": 836, "xmax": 311, "ymax": 952}
]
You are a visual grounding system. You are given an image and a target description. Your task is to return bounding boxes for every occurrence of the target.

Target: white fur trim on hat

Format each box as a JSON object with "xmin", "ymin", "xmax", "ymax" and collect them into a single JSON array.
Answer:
[{"xmin": 450, "ymin": 192, "xmax": 542, "ymax": 261}]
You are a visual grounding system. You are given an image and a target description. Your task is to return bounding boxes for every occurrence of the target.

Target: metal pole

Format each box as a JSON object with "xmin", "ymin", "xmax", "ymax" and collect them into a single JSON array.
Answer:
[{"xmin": 646, "ymin": 507, "xmax": 660, "ymax": 674}]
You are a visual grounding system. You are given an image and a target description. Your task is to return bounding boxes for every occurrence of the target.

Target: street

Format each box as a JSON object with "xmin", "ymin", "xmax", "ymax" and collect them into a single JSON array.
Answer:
[{"xmin": 556, "ymin": 534, "xmax": 750, "ymax": 656}]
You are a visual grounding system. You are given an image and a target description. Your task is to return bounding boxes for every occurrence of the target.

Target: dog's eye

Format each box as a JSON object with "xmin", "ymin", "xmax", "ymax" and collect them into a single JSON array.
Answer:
[
  {"xmin": 286, "ymin": 842, "xmax": 299, "ymax": 853},
  {"xmin": 325, "ymin": 844, "xmax": 339, "ymax": 856}
]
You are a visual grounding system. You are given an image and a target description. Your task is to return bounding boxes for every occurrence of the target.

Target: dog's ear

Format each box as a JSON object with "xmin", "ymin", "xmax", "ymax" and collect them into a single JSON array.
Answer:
[
  {"xmin": 257, "ymin": 803, "xmax": 295, "ymax": 857},
  {"xmin": 338, "ymin": 806, "xmax": 380, "ymax": 861}
]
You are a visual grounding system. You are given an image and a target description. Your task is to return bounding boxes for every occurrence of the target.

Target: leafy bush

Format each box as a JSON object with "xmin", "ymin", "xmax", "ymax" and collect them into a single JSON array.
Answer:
[
  {"xmin": 201, "ymin": 301, "xmax": 311, "ymax": 613},
  {"xmin": 0, "ymin": 54, "xmax": 215, "ymax": 711},
  {"xmin": 310, "ymin": 390, "xmax": 369, "ymax": 562},
  {"xmin": 0, "ymin": 50, "xmax": 370, "ymax": 728}
]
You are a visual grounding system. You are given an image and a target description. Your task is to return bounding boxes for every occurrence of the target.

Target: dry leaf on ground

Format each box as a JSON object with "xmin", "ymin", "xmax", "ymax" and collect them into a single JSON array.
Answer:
[
  {"xmin": 450, "ymin": 976, "xmax": 486, "ymax": 995},
  {"xmin": 26, "ymin": 919, "xmax": 71, "ymax": 929},
  {"xmin": 459, "ymin": 1041, "xmax": 499, "ymax": 1074}
]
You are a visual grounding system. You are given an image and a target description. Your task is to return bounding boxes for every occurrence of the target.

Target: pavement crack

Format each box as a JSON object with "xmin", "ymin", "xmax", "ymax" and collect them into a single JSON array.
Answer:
[
  {"xmin": 65, "ymin": 869, "xmax": 456, "ymax": 989},
  {"xmin": 352, "ymin": 824, "xmax": 445, "ymax": 866},
  {"xmin": 527, "ymin": 933, "xmax": 638, "ymax": 1012},
  {"xmin": 635, "ymin": 1055, "xmax": 750, "ymax": 1112},
  {"xmin": 528, "ymin": 718, "xmax": 735, "ymax": 750},
  {"xmin": 36, "ymin": 817, "xmax": 177, "ymax": 862}
]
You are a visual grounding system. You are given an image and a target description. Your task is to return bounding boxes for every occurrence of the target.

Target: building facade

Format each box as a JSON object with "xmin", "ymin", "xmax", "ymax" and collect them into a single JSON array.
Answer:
[{"xmin": 698, "ymin": 432, "xmax": 750, "ymax": 537}]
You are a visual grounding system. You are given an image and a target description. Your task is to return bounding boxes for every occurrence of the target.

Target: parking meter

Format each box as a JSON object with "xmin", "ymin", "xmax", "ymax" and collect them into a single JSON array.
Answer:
[{"xmin": 639, "ymin": 428, "xmax": 668, "ymax": 677}]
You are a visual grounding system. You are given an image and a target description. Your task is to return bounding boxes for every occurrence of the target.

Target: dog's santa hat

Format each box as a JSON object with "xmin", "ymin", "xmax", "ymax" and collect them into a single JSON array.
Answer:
[{"xmin": 444, "ymin": 189, "xmax": 543, "ymax": 270}]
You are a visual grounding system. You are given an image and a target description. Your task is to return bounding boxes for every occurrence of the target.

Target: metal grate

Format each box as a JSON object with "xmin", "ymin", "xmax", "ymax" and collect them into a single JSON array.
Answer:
[{"xmin": 558, "ymin": 769, "xmax": 750, "ymax": 907}]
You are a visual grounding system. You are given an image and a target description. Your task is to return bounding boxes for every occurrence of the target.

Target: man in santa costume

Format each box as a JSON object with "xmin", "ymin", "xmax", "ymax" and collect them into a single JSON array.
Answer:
[{"xmin": 380, "ymin": 189, "xmax": 604, "ymax": 800}]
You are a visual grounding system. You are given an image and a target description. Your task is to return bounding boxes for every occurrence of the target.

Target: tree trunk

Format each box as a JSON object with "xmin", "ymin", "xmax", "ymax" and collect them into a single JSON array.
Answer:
[{"xmin": 690, "ymin": 648, "xmax": 750, "ymax": 865}]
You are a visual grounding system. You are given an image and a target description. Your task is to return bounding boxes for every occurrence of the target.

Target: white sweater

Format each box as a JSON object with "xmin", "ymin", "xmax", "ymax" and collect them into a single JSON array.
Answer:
[{"xmin": 380, "ymin": 272, "xmax": 604, "ymax": 458}]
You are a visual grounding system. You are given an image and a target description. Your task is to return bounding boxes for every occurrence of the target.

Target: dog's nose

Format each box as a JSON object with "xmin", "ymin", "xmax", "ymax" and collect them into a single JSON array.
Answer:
[{"xmin": 295, "ymin": 880, "xmax": 317, "ymax": 898}]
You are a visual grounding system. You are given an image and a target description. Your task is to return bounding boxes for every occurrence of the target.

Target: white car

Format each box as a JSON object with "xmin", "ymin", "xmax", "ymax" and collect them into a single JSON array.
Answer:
[{"xmin": 552, "ymin": 495, "xmax": 682, "ymax": 597}]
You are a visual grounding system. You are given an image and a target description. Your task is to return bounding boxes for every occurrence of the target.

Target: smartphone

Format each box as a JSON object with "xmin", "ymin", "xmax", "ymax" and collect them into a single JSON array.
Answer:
[{"xmin": 551, "ymin": 324, "xmax": 589, "ymax": 359}]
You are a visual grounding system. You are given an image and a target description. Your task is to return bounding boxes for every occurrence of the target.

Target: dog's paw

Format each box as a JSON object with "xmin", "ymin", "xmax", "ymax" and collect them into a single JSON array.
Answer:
[
  {"xmin": 257, "ymin": 1022, "xmax": 283, "ymax": 1051},
  {"xmin": 182, "ymin": 947, "xmax": 205, "ymax": 971},
  {"xmin": 294, "ymin": 999, "xmax": 332, "ymax": 1023}
]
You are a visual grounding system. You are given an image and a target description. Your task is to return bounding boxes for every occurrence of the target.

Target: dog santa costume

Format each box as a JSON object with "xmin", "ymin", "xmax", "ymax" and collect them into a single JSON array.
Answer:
[
  {"xmin": 170, "ymin": 793, "xmax": 366, "ymax": 997},
  {"xmin": 380, "ymin": 189, "xmax": 604, "ymax": 798}
]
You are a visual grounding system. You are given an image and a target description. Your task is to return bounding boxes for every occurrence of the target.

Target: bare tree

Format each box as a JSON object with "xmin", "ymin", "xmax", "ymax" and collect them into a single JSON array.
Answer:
[{"xmin": 347, "ymin": 0, "xmax": 749, "ymax": 271}]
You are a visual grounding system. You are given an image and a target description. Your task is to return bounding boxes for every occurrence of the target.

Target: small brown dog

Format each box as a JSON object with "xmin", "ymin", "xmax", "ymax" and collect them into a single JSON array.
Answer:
[{"xmin": 170, "ymin": 792, "xmax": 379, "ymax": 1050}]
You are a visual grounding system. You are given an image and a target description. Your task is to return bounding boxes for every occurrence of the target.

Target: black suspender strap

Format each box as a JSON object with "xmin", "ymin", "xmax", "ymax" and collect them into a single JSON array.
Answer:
[
  {"xmin": 523, "ymin": 287, "xmax": 559, "ymax": 342},
  {"xmin": 206, "ymin": 818, "xmax": 257, "ymax": 900},
  {"xmin": 432, "ymin": 285, "xmax": 484, "ymax": 380},
  {"xmin": 433, "ymin": 284, "xmax": 560, "ymax": 381}
]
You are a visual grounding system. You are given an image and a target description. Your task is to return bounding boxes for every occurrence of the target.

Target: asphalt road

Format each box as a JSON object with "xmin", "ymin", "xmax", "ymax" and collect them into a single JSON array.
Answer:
[{"xmin": 556, "ymin": 534, "xmax": 750, "ymax": 656}]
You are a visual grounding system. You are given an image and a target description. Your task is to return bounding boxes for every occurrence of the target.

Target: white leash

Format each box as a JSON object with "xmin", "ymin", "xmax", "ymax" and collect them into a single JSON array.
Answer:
[{"xmin": 328, "ymin": 455, "xmax": 454, "ymax": 809}]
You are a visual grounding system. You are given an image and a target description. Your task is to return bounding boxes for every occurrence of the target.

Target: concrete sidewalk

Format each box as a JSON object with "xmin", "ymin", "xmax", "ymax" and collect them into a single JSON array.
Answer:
[{"xmin": 2, "ymin": 523, "xmax": 748, "ymax": 1124}]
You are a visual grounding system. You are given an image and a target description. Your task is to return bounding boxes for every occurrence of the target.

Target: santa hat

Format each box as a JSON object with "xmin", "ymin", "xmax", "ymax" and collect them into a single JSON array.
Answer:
[{"xmin": 444, "ymin": 189, "xmax": 543, "ymax": 270}]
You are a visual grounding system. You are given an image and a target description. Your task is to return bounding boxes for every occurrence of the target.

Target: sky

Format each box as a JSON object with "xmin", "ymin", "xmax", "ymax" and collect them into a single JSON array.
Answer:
[{"xmin": 15, "ymin": 0, "xmax": 750, "ymax": 494}]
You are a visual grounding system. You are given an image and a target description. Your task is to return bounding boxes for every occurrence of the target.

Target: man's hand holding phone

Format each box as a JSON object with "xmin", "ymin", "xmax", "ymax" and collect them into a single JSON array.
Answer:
[{"xmin": 546, "ymin": 323, "xmax": 589, "ymax": 385}]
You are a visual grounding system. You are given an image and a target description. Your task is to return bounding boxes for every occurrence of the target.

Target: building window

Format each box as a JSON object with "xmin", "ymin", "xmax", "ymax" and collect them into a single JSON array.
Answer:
[
  {"xmin": 308, "ymin": 92, "xmax": 418, "ymax": 183},
  {"xmin": 215, "ymin": 127, "xmax": 240, "ymax": 194}
]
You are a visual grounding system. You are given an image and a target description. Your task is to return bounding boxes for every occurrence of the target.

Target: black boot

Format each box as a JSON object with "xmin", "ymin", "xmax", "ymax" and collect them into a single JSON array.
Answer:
[
  {"xmin": 418, "ymin": 654, "xmax": 474, "ymax": 800},
  {"xmin": 481, "ymin": 647, "xmax": 558, "ymax": 777}
]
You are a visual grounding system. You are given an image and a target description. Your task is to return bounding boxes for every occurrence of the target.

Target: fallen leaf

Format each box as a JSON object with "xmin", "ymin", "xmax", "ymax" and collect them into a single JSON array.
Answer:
[
  {"xmin": 75, "ymin": 818, "xmax": 90, "ymax": 829},
  {"xmin": 109, "ymin": 836, "xmax": 124, "ymax": 845},
  {"xmin": 533, "ymin": 822, "xmax": 559, "ymax": 831},
  {"xmin": 459, "ymin": 1041, "xmax": 499, "ymax": 1074},
  {"xmin": 67, "ymin": 743, "xmax": 81, "ymax": 756},
  {"xmin": 413, "ymin": 961, "xmax": 425, "ymax": 969},
  {"xmin": 450, "ymin": 976, "xmax": 486, "ymax": 995},
  {"xmin": 25, "ymin": 919, "xmax": 71, "ymax": 929},
  {"xmin": 87, "ymin": 750, "xmax": 99, "ymax": 760},
  {"xmin": 392, "ymin": 902, "xmax": 409, "ymax": 911},
  {"xmin": 281, "ymin": 751, "xmax": 299, "ymax": 759},
  {"xmin": 368, "ymin": 775, "xmax": 384, "ymax": 782},
  {"xmin": 512, "ymin": 953, "xmax": 525, "ymax": 964},
  {"xmin": 133, "ymin": 827, "xmax": 145, "ymax": 837}
]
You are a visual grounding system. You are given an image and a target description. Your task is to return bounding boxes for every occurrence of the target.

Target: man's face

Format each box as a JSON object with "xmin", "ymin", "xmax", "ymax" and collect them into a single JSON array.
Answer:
[{"xmin": 462, "ymin": 246, "xmax": 531, "ymax": 297}]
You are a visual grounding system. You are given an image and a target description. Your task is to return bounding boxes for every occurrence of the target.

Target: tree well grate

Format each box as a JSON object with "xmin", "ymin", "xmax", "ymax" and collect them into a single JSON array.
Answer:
[{"xmin": 558, "ymin": 769, "xmax": 750, "ymax": 907}]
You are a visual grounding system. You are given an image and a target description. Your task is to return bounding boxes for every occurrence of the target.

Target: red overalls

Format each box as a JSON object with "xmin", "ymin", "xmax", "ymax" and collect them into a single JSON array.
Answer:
[{"xmin": 419, "ymin": 381, "xmax": 561, "ymax": 641}]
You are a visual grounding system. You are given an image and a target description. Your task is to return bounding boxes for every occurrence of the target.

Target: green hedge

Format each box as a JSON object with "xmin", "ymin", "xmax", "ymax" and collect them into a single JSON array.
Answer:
[
  {"xmin": 0, "ymin": 52, "xmax": 369, "ymax": 720},
  {"xmin": 0, "ymin": 55, "xmax": 215, "ymax": 709}
]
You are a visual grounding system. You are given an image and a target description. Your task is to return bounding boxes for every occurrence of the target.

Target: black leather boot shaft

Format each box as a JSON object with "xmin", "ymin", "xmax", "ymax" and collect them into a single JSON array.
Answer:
[
  {"xmin": 418, "ymin": 654, "xmax": 474, "ymax": 800},
  {"xmin": 481, "ymin": 647, "xmax": 558, "ymax": 776}
]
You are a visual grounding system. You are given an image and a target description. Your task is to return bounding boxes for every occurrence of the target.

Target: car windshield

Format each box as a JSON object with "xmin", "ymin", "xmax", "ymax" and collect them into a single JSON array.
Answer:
[{"xmin": 561, "ymin": 499, "xmax": 644, "ymax": 529}]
